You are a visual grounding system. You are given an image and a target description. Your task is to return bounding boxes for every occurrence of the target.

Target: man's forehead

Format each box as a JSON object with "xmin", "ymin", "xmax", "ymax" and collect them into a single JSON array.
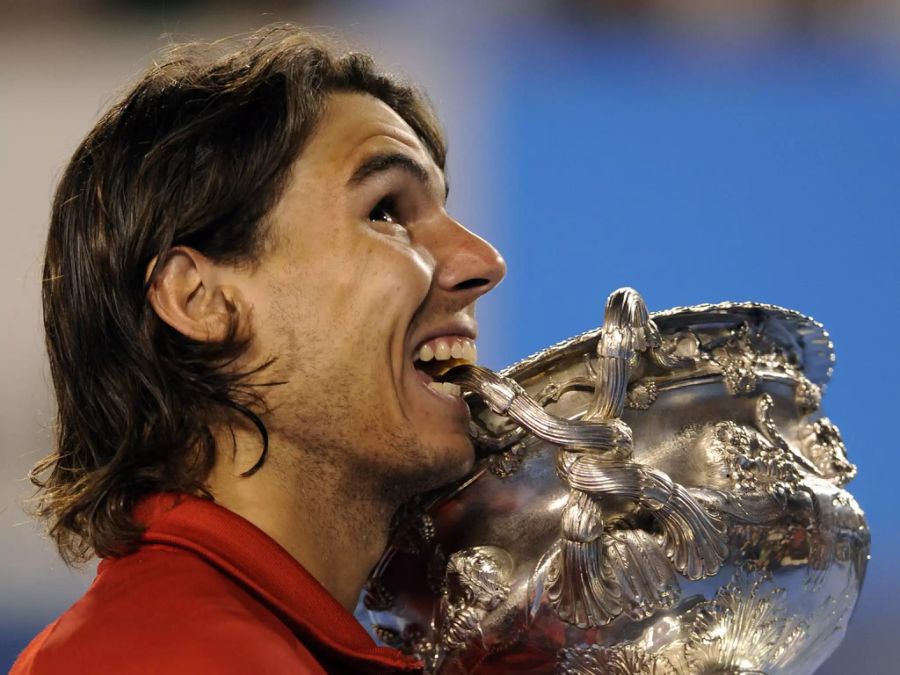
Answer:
[{"xmin": 307, "ymin": 93, "xmax": 440, "ymax": 182}]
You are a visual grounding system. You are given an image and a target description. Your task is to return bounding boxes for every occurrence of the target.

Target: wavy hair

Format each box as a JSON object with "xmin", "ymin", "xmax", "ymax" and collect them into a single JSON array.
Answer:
[{"xmin": 31, "ymin": 24, "xmax": 446, "ymax": 564}]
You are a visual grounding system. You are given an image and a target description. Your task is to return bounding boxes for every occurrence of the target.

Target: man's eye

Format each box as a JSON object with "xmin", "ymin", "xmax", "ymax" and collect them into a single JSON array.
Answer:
[{"xmin": 369, "ymin": 197, "xmax": 398, "ymax": 224}]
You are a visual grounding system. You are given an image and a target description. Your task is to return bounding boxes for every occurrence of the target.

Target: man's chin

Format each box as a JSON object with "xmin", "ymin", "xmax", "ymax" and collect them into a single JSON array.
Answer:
[{"xmin": 401, "ymin": 433, "xmax": 476, "ymax": 496}]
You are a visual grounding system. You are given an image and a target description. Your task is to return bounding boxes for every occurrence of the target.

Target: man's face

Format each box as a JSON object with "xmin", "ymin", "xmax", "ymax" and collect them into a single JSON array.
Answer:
[{"xmin": 240, "ymin": 92, "xmax": 505, "ymax": 495}]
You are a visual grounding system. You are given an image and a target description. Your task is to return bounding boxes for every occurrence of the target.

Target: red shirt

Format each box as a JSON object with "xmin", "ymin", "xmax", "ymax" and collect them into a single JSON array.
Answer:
[{"xmin": 12, "ymin": 493, "xmax": 422, "ymax": 674}]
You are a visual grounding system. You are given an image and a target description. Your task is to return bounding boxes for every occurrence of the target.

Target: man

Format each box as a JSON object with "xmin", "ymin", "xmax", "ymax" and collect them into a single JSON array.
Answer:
[{"xmin": 14, "ymin": 24, "xmax": 505, "ymax": 674}]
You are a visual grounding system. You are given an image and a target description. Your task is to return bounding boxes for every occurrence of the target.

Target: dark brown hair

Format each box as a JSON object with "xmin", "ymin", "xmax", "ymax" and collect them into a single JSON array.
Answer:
[{"xmin": 31, "ymin": 24, "xmax": 447, "ymax": 564}]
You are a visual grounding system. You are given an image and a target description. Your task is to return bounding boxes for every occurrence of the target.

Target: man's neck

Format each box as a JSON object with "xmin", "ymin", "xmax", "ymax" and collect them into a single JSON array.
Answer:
[{"xmin": 204, "ymin": 432, "xmax": 397, "ymax": 611}]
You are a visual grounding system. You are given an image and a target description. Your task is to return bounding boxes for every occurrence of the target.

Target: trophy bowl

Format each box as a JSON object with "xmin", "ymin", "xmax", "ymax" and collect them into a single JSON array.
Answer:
[{"xmin": 360, "ymin": 288, "xmax": 869, "ymax": 674}]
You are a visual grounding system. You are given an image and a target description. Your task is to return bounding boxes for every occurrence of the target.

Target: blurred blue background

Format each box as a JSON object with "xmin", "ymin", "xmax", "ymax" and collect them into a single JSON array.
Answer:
[{"xmin": 1, "ymin": 1, "xmax": 897, "ymax": 672}]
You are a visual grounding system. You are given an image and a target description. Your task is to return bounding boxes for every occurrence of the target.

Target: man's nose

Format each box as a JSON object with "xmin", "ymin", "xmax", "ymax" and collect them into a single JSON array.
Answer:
[{"xmin": 430, "ymin": 218, "xmax": 506, "ymax": 302}]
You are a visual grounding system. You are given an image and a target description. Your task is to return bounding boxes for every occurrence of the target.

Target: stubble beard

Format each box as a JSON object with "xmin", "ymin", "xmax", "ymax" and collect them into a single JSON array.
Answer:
[
  {"xmin": 270, "ymin": 375, "xmax": 467, "ymax": 534},
  {"xmin": 262, "ymin": 311, "xmax": 470, "ymax": 552}
]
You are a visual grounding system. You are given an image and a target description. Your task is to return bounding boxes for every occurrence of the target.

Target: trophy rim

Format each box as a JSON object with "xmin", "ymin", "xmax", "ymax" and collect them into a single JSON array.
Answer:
[{"xmin": 498, "ymin": 300, "xmax": 835, "ymax": 388}]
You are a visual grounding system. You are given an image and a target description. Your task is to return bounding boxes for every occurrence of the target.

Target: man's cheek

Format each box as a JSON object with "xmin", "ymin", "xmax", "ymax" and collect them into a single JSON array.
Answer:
[
  {"xmin": 373, "ymin": 250, "xmax": 433, "ymax": 312},
  {"xmin": 382, "ymin": 237, "xmax": 435, "ymax": 287},
  {"xmin": 408, "ymin": 245, "xmax": 436, "ymax": 285},
  {"xmin": 397, "ymin": 254, "xmax": 435, "ymax": 311}
]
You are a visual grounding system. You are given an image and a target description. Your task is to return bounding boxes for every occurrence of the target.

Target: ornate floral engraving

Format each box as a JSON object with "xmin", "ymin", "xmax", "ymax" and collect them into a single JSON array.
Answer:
[
  {"xmin": 793, "ymin": 375, "xmax": 822, "ymax": 415},
  {"xmin": 708, "ymin": 419, "xmax": 801, "ymax": 503},
  {"xmin": 558, "ymin": 642, "xmax": 678, "ymax": 675},
  {"xmin": 372, "ymin": 624, "xmax": 402, "ymax": 647},
  {"xmin": 626, "ymin": 379, "xmax": 658, "ymax": 410},
  {"xmin": 754, "ymin": 394, "xmax": 821, "ymax": 477},
  {"xmin": 362, "ymin": 577, "xmax": 395, "ymax": 612},
  {"xmin": 682, "ymin": 571, "xmax": 807, "ymax": 673},
  {"xmin": 373, "ymin": 623, "xmax": 435, "ymax": 664},
  {"xmin": 799, "ymin": 417, "xmax": 857, "ymax": 486},
  {"xmin": 393, "ymin": 513, "xmax": 436, "ymax": 555},
  {"xmin": 712, "ymin": 324, "xmax": 762, "ymax": 396},
  {"xmin": 487, "ymin": 441, "xmax": 527, "ymax": 478},
  {"xmin": 388, "ymin": 497, "xmax": 437, "ymax": 556},
  {"xmin": 555, "ymin": 570, "xmax": 809, "ymax": 675},
  {"xmin": 658, "ymin": 330, "xmax": 700, "ymax": 362},
  {"xmin": 438, "ymin": 546, "xmax": 514, "ymax": 654}
]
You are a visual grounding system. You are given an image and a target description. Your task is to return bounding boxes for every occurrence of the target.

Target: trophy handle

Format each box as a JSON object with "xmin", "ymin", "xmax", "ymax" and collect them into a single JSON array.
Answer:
[
  {"xmin": 442, "ymin": 364, "xmax": 631, "ymax": 457},
  {"xmin": 445, "ymin": 288, "xmax": 726, "ymax": 629},
  {"xmin": 584, "ymin": 287, "xmax": 653, "ymax": 421}
]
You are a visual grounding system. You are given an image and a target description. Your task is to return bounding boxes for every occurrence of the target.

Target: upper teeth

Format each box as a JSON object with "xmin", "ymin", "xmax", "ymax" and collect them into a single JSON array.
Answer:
[{"xmin": 416, "ymin": 337, "xmax": 477, "ymax": 364}]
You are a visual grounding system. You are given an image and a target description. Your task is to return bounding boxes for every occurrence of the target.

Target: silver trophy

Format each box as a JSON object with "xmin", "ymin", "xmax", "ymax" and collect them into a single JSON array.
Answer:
[{"xmin": 360, "ymin": 288, "xmax": 869, "ymax": 674}]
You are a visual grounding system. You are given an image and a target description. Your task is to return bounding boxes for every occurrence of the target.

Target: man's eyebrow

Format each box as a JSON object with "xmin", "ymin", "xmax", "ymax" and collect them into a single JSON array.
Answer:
[{"xmin": 347, "ymin": 152, "xmax": 449, "ymax": 201}]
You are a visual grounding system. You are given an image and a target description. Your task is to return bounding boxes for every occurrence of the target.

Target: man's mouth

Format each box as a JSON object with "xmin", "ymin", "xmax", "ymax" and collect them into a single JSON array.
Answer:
[{"xmin": 412, "ymin": 336, "xmax": 477, "ymax": 398}]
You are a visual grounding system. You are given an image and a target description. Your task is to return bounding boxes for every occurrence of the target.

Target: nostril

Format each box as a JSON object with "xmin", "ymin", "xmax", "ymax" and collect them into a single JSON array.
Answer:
[{"xmin": 453, "ymin": 278, "xmax": 490, "ymax": 292}]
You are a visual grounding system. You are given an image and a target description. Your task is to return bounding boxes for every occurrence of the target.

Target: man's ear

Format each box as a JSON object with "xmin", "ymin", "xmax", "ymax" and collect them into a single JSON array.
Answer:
[{"xmin": 145, "ymin": 246, "xmax": 245, "ymax": 343}]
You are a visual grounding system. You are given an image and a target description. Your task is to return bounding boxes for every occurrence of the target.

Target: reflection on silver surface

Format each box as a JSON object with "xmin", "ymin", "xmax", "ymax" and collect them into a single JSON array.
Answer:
[{"xmin": 359, "ymin": 288, "xmax": 869, "ymax": 674}]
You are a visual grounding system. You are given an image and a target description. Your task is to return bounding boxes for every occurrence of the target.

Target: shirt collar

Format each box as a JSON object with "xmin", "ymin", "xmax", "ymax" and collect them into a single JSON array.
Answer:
[{"xmin": 130, "ymin": 492, "xmax": 422, "ymax": 673}]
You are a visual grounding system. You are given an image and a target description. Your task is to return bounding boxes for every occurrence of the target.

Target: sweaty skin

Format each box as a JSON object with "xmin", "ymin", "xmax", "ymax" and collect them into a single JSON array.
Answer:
[{"xmin": 148, "ymin": 92, "xmax": 506, "ymax": 609}]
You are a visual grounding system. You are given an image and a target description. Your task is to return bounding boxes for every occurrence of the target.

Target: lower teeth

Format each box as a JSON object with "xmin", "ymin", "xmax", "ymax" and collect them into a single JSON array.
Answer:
[{"xmin": 428, "ymin": 381, "xmax": 461, "ymax": 397}]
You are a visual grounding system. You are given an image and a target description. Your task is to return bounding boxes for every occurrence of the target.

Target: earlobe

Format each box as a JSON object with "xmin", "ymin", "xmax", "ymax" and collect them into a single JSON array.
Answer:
[{"xmin": 145, "ymin": 247, "xmax": 240, "ymax": 343}]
